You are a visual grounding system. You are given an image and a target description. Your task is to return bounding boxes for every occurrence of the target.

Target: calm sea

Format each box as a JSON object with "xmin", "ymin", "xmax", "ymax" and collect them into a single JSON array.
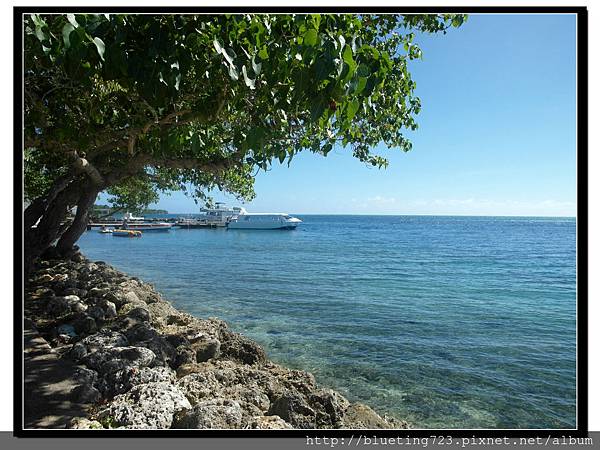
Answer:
[{"xmin": 78, "ymin": 215, "xmax": 577, "ymax": 429}]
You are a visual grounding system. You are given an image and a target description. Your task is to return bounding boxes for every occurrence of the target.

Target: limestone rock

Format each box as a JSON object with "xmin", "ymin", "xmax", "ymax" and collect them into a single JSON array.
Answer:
[
  {"xmin": 310, "ymin": 389, "xmax": 350, "ymax": 427},
  {"xmin": 47, "ymin": 296, "xmax": 70, "ymax": 316},
  {"xmin": 242, "ymin": 388, "xmax": 271, "ymax": 412},
  {"xmin": 68, "ymin": 417, "xmax": 103, "ymax": 429},
  {"xmin": 174, "ymin": 345, "xmax": 196, "ymax": 368},
  {"xmin": 219, "ymin": 331, "xmax": 266, "ymax": 365},
  {"xmin": 136, "ymin": 336, "xmax": 176, "ymax": 367},
  {"xmin": 36, "ymin": 274, "xmax": 54, "ymax": 284},
  {"xmin": 147, "ymin": 301, "xmax": 178, "ymax": 321},
  {"xmin": 80, "ymin": 330, "xmax": 128, "ymax": 352},
  {"xmin": 82, "ymin": 346, "xmax": 156, "ymax": 374},
  {"xmin": 176, "ymin": 363, "xmax": 204, "ymax": 378},
  {"xmin": 248, "ymin": 415, "xmax": 293, "ymax": 429},
  {"xmin": 98, "ymin": 382, "xmax": 191, "ymax": 429},
  {"xmin": 124, "ymin": 323, "xmax": 159, "ymax": 343},
  {"xmin": 105, "ymin": 301, "xmax": 117, "ymax": 319},
  {"xmin": 99, "ymin": 366, "xmax": 176, "ymax": 397},
  {"xmin": 71, "ymin": 301, "xmax": 88, "ymax": 313},
  {"xmin": 268, "ymin": 393, "xmax": 316, "ymax": 428},
  {"xmin": 342, "ymin": 403, "xmax": 392, "ymax": 429},
  {"xmin": 125, "ymin": 306, "xmax": 151, "ymax": 323},
  {"xmin": 193, "ymin": 339, "xmax": 220, "ymax": 362},
  {"xmin": 72, "ymin": 315, "xmax": 97, "ymax": 335},
  {"xmin": 172, "ymin": 398, "xmax": 242, "ymax": 429},
  {"xmin": 72, "ymin": 366, "xmax": 98, "ymax": 386},
  {"xmin": 176, "ymin": 371, "xmax": 218, "ymax": 404},
  {"xmin": 87, "ymin": 305, "xmax": 106, "ymax": 321},
  {"xmin": 68, "ymin": 342, "xmax": 88, "ymax": 361},
  {"xmin": 72, "ymin": 383, "xmax": 101, "ymax": 403}
]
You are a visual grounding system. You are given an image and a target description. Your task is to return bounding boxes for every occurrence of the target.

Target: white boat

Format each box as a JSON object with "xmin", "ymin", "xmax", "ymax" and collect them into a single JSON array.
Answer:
[
  {"xmin": 123, "ymin": 212, "xmax": 145, "ymax": 221},
  {"xmin": 227, "ymin": 210, "xmax": 302, "ymax": 230},
  {"xmin": 200, "ymin": 203, "xmax": 244, "ymax": 227}
]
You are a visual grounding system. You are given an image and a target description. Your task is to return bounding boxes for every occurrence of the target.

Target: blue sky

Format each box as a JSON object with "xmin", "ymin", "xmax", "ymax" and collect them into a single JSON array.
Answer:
[{"xmin": 102, "ymin": 14, "xmax": 577, "ymax": 216}]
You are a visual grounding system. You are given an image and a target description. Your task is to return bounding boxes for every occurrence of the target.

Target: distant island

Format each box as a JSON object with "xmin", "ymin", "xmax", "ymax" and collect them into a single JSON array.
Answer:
[{"xmin": 91, "ymin": 204, "xmax": 168, "ymax": 217}]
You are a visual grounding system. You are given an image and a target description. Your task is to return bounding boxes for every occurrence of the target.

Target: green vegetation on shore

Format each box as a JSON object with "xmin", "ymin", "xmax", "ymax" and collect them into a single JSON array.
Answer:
[{"xmin": 91, "ymin": 204, "xmax": 168, "ymax": 217}]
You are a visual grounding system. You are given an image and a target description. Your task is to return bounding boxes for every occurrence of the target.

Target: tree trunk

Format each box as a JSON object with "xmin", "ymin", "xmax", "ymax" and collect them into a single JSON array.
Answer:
[
  {"xmin": 55, "ymin": 186, "xmax": 99, "ymax": 256},
  {"xmin": 24, "ymin": 181, "xmax": 81, "ymax": 273},
  {"xmin": 24, "ymin": 175, "xmax": 71, "ymax": 230}
]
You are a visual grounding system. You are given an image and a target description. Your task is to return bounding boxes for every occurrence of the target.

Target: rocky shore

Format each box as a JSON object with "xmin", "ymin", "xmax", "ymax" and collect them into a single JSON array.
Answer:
[{"xmin": 24, "ymin": 252, "xmax": 408, "ymax": 430}]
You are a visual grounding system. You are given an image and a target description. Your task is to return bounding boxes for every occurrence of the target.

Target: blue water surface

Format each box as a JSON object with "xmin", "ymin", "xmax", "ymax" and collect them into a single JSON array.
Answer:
[{"xmin": 78, "ymin": 215, "xmax": 577, "ymax": 429}]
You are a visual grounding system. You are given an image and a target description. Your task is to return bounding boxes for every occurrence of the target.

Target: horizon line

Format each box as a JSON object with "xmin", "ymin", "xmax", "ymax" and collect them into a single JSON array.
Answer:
[{"xmin": 161, "ymin": 212, "xmax": 577, "ymax": 218}]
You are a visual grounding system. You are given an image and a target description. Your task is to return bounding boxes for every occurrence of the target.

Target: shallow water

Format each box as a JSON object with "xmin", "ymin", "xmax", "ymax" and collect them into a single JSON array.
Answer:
[{"xmin": 78, "ymin": 215, "xmax": 577, "ymax": 429}]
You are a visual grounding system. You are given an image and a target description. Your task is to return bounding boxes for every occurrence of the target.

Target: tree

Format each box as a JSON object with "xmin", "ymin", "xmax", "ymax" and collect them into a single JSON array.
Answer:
[{"xmin": 23, "ymin": 13, "xmax": 466, "ymax": 269}]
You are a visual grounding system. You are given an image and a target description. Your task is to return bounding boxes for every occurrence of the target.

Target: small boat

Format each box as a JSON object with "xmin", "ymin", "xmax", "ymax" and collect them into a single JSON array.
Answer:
[
  {"xmin": 98, "ymin": 226, "xmax": 113, "ymax": 234},
  {"xmin": 227, "ymin": 211, "xmax": 302, "ymax": 230},
  {"xmin": 112, "ymin": 229, "xmax": 142, "ymax": 237}
]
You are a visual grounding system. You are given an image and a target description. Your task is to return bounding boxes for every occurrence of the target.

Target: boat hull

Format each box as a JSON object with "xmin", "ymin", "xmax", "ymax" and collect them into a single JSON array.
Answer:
[
  {"xmin": 177, "ymin": 223, "xmax": 218, "ymax": 229},
  {"xmin": 124, "ymin": 224, "xmax": 172, "ymax": 232},
  {"xmin": 113, "ymin": 230, "xmax": 142, "ymax": 237},
  {"xmin": 226, "ymin": 223, "xmax": 300, "ymax": 230}
]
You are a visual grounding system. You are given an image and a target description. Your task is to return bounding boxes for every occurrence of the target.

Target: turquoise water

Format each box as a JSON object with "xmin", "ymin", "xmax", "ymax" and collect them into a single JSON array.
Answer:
[{"xmin": 78, "ymin": 215, "xmax": 577, "ymax": 429}]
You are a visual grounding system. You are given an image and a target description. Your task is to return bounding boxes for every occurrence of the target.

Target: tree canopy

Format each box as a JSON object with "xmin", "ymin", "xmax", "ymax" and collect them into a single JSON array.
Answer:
[{"xmin": 23, "ymin": 13, "xmax": 466, "ymax": 264}]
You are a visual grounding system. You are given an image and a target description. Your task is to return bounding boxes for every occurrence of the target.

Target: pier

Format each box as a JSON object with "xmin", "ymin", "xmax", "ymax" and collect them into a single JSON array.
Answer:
[{"xmin": 86, "ymin": 217, "xmax": 221, "ymax": 230}]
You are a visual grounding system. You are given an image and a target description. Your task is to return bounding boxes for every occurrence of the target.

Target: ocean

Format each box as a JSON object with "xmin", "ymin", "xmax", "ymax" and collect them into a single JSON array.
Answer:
[{"xmin": 77, "ymin": 215, "xmax": 577, "ymax": 429}]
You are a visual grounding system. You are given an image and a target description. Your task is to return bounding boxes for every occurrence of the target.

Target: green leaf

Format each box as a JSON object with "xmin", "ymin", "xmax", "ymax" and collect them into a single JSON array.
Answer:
[
  {"xmin": 228, "ymin": 64, "xmax": 239, "ymax": 81},
  {"xmin": 315, "ymin": 58, "xmax": 330, "ymax": 81},
  {"xmin": 251, "ymin": 55, "xmax": 262, "ymax": 76},
  {"xmin": 356, "ymin": 64, "xmax": 370, "ymax": 78},
  {"xmin": 30, "ymin": 14, "xmax": 45, "ymax": 29},
  {"xmin": 346, "ymin": 99, "xmax": 359, "ymax": 120},
  {"xmin": 66, "ymin": 14, "xmax": 79, "ymax": 28},
  {"xmin": 93, "ymin": 37, "xmax": 105, "ymax": 61},
  {"xmin": 191, "ymin": 134, "xmax": 201, "ymax": 153},
  {"xmin": 222, "ymin": 48, "xmax": 235, "ymax": 66},
  {"xmin": 310, "ymin": 97, "xmax": 325, "ymax": 122},
  {"xmin": 342, "ymin": 45, "xmax": 354, "ymax": 66},
  {"xmin": 62, "ymin": 23, "xmax": 75, "ymax": 48},
  {"xmin": 303, "ymin": 29, "xmax": 318, "ymax": 47},
  {"xmin": 355, "ymin": 77, "xmax": 368, "ymax": 94},
  {"xmin": 34, "ymin": 25, "xmax": 46, "ymax": 42},
  {"xmin": 242, "ymin": 65, "xmax": 255, "ymax": 89},
  {"xmin": 342, "ymin": 45, "xmax": 357, "ymax": 80},
  {"xmin": 213, "ymin": 39, "xmax": 223, "ymax": 54},
  {"xmin": 258, "ymin": 46, "xmax": 268, "ymax": 59}
]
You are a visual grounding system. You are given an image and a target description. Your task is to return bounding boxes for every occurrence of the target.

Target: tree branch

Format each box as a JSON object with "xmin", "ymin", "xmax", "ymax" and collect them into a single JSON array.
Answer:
[{"xmin": 69, "ymin": 152, "xmax": 105, "ymax": 186}]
